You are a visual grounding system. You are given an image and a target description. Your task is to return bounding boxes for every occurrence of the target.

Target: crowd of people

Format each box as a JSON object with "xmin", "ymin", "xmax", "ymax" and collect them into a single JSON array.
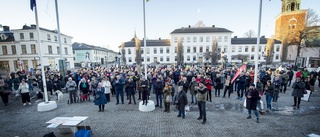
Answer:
[{"xmin": 0, "ymin": 64, "xmax": 317, "ymax": 124}]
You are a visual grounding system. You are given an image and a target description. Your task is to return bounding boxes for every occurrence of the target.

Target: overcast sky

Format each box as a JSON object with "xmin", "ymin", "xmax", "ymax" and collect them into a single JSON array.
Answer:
[{"xmin": 1, "ymin": 0, "xmax": 319, "ymax": 52}]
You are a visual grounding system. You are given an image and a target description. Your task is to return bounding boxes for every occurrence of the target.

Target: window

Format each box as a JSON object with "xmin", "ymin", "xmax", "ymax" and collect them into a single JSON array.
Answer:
[
  {"xmin": 64, "ymin": 38, "xmax": 67, "ymax": 43},
  {"xmin": 20, "ymin": 33, "xmax": 24, "ymax": 40},
  {"xmin": 128, "ymin": 49, "xmax": 131, "ymax": 54},
  {"xmin": 166, "ymin": 56, "xmax": 170, "ymax": 61},
  {"xmin": 258, "ymin": 54, "xmax": 261, "ymax": 60},
  {"xmin": 65, "ymin": 47, "xmax": 68, "ymax": 55},
  {"xmin": 193, "ymin": 37, "xmax": 197, "ymax": 42},
  {"xmin": 47, "ymin": 34, "xmax": 51, "ymax": 41},
  {"xmin": 48, "ymin": 45, "xmax": 52, "ymax": 54},
  {"xmin": 31, "ymin": 44, "xmax": 36, "ymax": 54},
  {"xmin": 147, "ymin": 57, "xmax": 150, "ymax": 62},
  {"xmin": 276, "ymin": 45, "xmax": 280, "ymax": 52},
  {"xmin": 206, "ymin": 46, "xmax": 209, "ymax": 52},
  {"xmin": 154, "ymin": 48, "xmax": 157, "ymax": 54},
  {"xmin": 174, "ymin": 37, "xmax": 177, "ymax": 43},
  {"xmin": 29, "ymin": 33, "xmax": 34, "ymax": 39},
  {"xmin": 232, "ymin": 46, "xmax": 235, "ymax": 52},
  {"xmin": 57, "ymin": 47, "xmax": 60, "ymax": 54},
  {"xmin": 200, "ymin": 36, "xmax": 203, "ymax": 42},
  {"xmin": 245, "ymin": 46, "xmax": 249, "ymax": 52},
  {"xmin": 200, "ymin": 47, "xmax": 203, "ymax": 53},
  {"xmin": 141, "ymin": 49, "xmax": 144, "ymax": 54},
  {"xmin": 2, "ymin": 46, "xmax": 7, "ymax": 55},
  {"xmin": 218, "ymin": 36, "xmax": 222, "ymax": 42},
  {"xmin": 181, "ymin": 37, "xmax": 184, "ymax": 43},
  {"xmin": 166, "ymin": 47, "xmax": 169, "ymax": 53},
  {"xmin": 212, "ymin": 36, "xmax": 216, "ymax": 42},
  {"xmin": 54, "ymin": 36, "xmax": 57, "ymax": 41},
  {"xmin": 175, "ymin": 56, "xmax": 177, "ymax": 61},
  {"xmin": 160, "ymin": 57, "xmax": 163, "ymax": 62},
  {"xmin": 187, "ymin": 47, "xmax": 190, "ymax": 53},
  {"xmin": 146, "ymin": 48, "xmax": 150, "ymax": 54},
  {"xmin": 129, "ymin": 57, "xmax": 132, "ymax": 62},
  {"xmin": 206, "ymin": 36, "xmax": 210, "ymax": 42},
  {"xmin": 21, "ymin": 45, "xmax": 27, "ymax": 54},
  {"xmin": 160, "ymin": 48, "xmax": 163, "ymax": 53},
  {"xmin": 193, "ymin": 47, "xmax": 196, "ymax": 52},
  {"xmin": 11, "ymin": 45, "xmax": 16, "ymax": 55},
  {"xmin": 238, "ymin": 46, "xmax": 242, "ymax": 52},
  {"xmin": 141, "ymin": 58, "xmax": 144, "ymax": 62},
  {"xmin": 187, "ymin": 56, "xmax": 190, "ymax": 61},
  {"xmin": 276, "ymin": 54, "xmax": 279, "ymax": 60},
  {"xmin": 224, "ymin": 45, "xmax": 227, "ymax": 52},
  {"xmin": 193, "ymin": 56, "xmax": 196, "ymax": 61},
  {"xmin": 187, "ymin": 37, "xmax": 191, "ymax": 43},
  {"xmin": 251, "ymin": 46, "xmax": 255, "ymax": 52},
  {"xmin": 251, "ymin": 55, "xmax": 254, "ymax": 60},
  {"xmin": 218, "ymin": 46, "xmax": 221, "ymax": 52},
  {"xmin": 259, "ymin": 46, "xmax": 261, "ymax": 52},
  {"xmin": 224, "ymin": 36, "xmax": 228, "ymax": 42},
  {"xmin": 175, "ymin": 47, "xmax": 177, "ymax": 53}
]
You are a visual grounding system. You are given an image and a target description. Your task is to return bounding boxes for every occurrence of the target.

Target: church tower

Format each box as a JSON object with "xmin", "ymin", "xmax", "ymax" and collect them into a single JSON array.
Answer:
[{"xmin": 275, "ymin": 0, "xmax": 307, "ymax": 42}]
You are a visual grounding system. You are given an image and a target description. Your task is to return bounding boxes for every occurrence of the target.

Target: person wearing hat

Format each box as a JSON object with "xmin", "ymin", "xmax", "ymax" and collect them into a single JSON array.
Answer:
[
  {"xmin": 245, "ymin": 83, "xmax": 260, "ymax": 123},
  {"xmin": 18, "ymin": 79, "xmax": 31, "ymax": 106}
]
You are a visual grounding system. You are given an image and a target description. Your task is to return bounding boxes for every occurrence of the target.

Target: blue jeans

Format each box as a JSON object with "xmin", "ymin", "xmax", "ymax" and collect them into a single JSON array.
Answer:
[
  {"xmin": 198, "ymin": 101, "xmax": 206, "ymax": 121},
  {"xmin": 191, "ymin": 94, "xmax": 197, "ymax": 103},
  {"xmin": 156, "ymin": 93, "xmax": 163, "ymax": 107},
  {"xmin": 273, "ymin": 92, "xmax": 279, "ymax": 101},
  {"xmin": 237, "ymin": 88, "xmax": 245, "ymax": 98},
  {"xmin": 115, "ymin": 90, "xmax": 124, "ymax": 104},
  {"xmin": 266, "ymin": 94, "xmax": 273, "ymax": 110},
  {"xmin": 178, "ymin": 108, "xmax": 185, "ymax": 117},
  {"xmin": 248, "ymin": 109, "xmax": 259, "ymax": 118}
]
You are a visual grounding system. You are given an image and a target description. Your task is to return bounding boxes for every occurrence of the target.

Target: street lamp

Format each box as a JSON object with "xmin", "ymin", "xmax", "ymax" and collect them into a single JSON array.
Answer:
[
  {"xmin": 118, "ymin": 52, "xmax": 121, "ymax": 71},
  {"xmin": 262, "ymin": 50, "xmax": 274, "ymax": 71}
]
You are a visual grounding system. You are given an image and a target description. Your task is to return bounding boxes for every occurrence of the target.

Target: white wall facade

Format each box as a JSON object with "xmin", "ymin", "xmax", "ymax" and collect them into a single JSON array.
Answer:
[
  {"xmin": 124, "ymin": 46, "xmax": 171, "ymax": 65},
  {"xmin": 0, "ymin": 28, "xmax": 74, "ymax": 72}
]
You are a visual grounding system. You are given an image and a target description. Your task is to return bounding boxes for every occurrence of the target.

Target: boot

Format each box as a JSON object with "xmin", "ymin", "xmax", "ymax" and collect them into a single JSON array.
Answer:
[
  {"xmin": 257, "ymin": 118, "xmax": 260, "ymax": 123},
  {"xmin": 247, "ymin": 116, "xmax": 252, "ymax": 119},
  {"xmin": 202, "ymin": 120, "xmax": 206, "ymax": 124}
]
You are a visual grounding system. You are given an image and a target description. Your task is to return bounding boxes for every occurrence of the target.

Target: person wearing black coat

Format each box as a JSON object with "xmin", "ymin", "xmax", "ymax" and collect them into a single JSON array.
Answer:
[
  {"xmin": 154, "ymin": 78, "xmax": 164, "ymax": 108},
  {"xmin": 245, "ymin": 84, "xmax": 260, "ymax": 123},
  {"xmin": 126, "ymin": 78, "xmax": 136, "ymax": 104},
  {"xmin": 287, "ymin": 69, "xmax": 294, "ymax": 87},
  {"xmin": 46, "ymin": 78, "xmax": 53, "ymax": 95},
  {"xmin": 140, "ymin": 77, "xmax": 149, "ymax": 105},
  {"xmin": 53, "ymin": 77, "xmax": 61, "ymax": 92},
  {"xmin": 176, "ymin": 86, "xmax": 188, "ymax": 119},
  {"xmin": 236, "ymin": 73, "xmax": 246, "ymax": 100}
]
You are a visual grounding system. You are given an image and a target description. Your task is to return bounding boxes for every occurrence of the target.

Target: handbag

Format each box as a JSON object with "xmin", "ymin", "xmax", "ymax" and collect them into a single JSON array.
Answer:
[{"xmin": 166, "ymin": 95, "xmax": 172, "ymax": 102}]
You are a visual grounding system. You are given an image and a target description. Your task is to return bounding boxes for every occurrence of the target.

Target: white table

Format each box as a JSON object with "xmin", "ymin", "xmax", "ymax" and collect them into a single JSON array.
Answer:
[{"xmin": 46, "ymin": 116, "xmax": 88, "ymax": 134}]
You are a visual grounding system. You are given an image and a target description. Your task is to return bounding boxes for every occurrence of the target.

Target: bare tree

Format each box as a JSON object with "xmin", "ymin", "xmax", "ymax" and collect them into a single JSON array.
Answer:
[
  {"xmin": 265, "ymin": 39, "xmax": 275, "ymax": 64},
  {"xmin": 135, "ymin": 37, "xmax": 142, "ymax": 65},
  {"xmin": 176, "ymin": 37, "xmax": 184, "ymax": 66},
  {"xmin": 244, "ymin": 29, "xmax": 256, "ymax": 38}
]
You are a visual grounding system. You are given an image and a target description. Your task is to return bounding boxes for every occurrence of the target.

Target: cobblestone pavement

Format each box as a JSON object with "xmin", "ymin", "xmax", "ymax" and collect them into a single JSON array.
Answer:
[{"xmin": 0, "ymin": 85, "xmax": 320, "ymax": 137}]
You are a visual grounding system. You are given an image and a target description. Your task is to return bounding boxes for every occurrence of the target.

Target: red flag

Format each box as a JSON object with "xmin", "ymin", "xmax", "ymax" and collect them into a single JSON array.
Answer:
[{"xmin": 231, "ymin": 65, "xmax": 246, "ymax": 84}]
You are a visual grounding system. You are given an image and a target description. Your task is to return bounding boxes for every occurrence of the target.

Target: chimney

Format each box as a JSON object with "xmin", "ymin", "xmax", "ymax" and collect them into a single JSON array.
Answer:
[
  {"xmin": 234, "ymin": 36, "xmax": 237, "ymax": 38},
  {"xmin": 188, "ymin": 25, "xmax": 191, "ymax": 28},
  {"xmin": 3, "ymin": 26, "xmax": 10, "ymax": 31},
  {"xmin": 261, "ymin": 35, "xmax": 265, "ymax": 38},
  {"xmin": 159, "ymin": 37, "xmax": 161, "ymax": 40},
  {"xmin": 212, "ymin": 25, "xmax": 215, "ymax": 27},
  {"xmin": 31, "ymin": 24, "xmax": 36, "ymax": 28}
]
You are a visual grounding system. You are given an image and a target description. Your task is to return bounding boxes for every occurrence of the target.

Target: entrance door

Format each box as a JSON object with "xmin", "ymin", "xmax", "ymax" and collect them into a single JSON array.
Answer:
[{"xmin": 154, "ymin": 57, "xmax": 158, "ymax": 63}]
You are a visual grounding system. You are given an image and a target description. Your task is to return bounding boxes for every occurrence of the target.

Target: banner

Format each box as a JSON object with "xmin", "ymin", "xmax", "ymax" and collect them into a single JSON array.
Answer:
[{"xmin": 231, "ymin": 65, "xmax": 246, "ymax": 84}]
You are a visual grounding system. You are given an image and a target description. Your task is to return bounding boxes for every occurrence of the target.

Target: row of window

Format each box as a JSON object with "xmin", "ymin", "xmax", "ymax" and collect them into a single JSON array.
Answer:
[
  {"xmin": 19, "ymin": 32, "xmax": 67, "ymax": 43},
  {"xmin": 48, "ymin": 45, "xmax": 68, "ymax": 55},
  {"xmin": 174, "ymin": 36, "xmax": 228, "ymax": 43},
  {"xmin": 231, "ymin": 45, "xmax": 280, "ymax": 53},
  {"xmin": 1, "ymin": 45, "xmax": 36, "ymax": 55}
]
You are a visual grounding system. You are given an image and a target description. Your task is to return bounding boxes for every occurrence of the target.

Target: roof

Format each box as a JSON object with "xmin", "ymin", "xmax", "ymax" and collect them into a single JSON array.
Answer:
[
  {"xmin": 72, "ymin": 42, "xmax": 117, "ymax": 53},
  {"xmin": 13, "ymin": 25, "xmax": 72, "ymax": 38},
  {"xmin": 231, "ymin": 37, "xmax": 282, "ymax": 44},
  {"xmin": 123, "ymin": 39, "xmax": 170, "ymax": 47},
  {"xmin": 170, "ymin": 27, "xmax": 233, "ymax": 34}
]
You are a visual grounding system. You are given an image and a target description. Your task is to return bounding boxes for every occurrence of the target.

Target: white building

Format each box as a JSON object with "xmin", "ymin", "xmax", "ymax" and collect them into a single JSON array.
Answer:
[
  {"xmin": 0, "ymin": 25, "xmax": 74, "ymax": 72},
  {"xmin": 72, "ymin": 42, "xmax": 117, "ymax": 67},
  {"xmin": 121, "ymin": 25, "xmax": 283, "ymax": 65}
]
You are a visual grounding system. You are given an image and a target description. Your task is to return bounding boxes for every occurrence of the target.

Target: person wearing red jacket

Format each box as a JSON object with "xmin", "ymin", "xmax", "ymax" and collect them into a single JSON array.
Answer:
[
  {"xmin": 195, "ymin": 75, "xmax": 203, "ymax": 85},
  {"xmin": 204, "ymin": 77, "xmax": 213, "ymax": 102}
]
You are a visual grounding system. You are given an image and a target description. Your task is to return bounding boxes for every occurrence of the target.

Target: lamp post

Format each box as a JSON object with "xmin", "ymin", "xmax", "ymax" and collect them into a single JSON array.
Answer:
[
  {"xmin": 262, "ymin": 50, "xmax": 274, "ymax": 71},
  {"xmin": 118, "ymin": 52, "xmax": 121, "ymax": 71}
]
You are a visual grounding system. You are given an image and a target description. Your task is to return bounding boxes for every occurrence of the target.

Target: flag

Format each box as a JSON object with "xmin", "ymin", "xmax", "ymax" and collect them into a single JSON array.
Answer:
[
  {"xmin": 231, "ymin": 65, "xmax": 246, "ymax": 84},
  {"xmin": 30, "ymin": 0, "xmax": 36, "ymax": 11}
]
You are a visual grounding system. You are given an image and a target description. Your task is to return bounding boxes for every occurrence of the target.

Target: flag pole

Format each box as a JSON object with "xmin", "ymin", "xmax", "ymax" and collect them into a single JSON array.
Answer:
[
  {"xmin": 55, "ymin": 0, "xmax": 66, "ymax": 79},
  {"xmin": 254, "ymin": 0, "xmax": 263, "ymax": 86},
  {"xmin": 34, "ymin": 3, "xmax": 49, "ymax": 103},
  {"xmin": 143, "ymin": 0, "xmax": 147, "ymax": 79}
]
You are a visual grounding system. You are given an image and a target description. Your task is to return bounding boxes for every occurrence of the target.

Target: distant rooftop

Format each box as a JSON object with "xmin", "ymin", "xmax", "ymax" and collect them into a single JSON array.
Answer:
[
  {"xmin": 231, "ymin": 36, "xmax": 282, "ymax": 44},
  {"xmin": 13, "ymin": 25, "xmax": 72, "ymax": 38},
  {"xmin": 170, "ymin": 26, "xmax": 233, "ymax": 34},
  {"xmin": 123, "ymin": 39, "xmax": 170, "ymax": 47},
  {"xmin": 72, "ymin": 42, "xmax": 117, "ymax": 53}
]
